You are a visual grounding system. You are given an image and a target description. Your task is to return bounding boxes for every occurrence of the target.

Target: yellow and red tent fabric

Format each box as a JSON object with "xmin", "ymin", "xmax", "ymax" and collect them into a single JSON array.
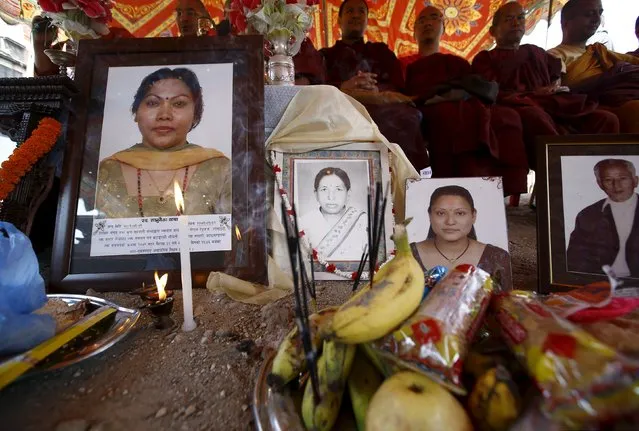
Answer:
[{"xmin": 17, "ymin": 0, "xmax": 566, "ymax": 61}]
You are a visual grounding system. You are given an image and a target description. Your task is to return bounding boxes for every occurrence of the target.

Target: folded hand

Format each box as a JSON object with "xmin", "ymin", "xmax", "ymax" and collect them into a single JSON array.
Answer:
[{"xmin": 341, "ymin": 71, "xmax": 379, "ymax": 92}]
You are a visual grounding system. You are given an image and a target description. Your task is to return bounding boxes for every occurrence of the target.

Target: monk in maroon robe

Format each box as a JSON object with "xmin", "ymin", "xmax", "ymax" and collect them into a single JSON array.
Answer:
[
  {"xmin": 406, "ymin": 6, "xmax": 528, "ymax": 196},
  {"xmin": 294, "ymin": 39, "xmax": 326, "ymax": 85},
  {"xmin": 319, "ymin": 0, "xmax": 430, "ymax": 171},
  {"xmin": 471, "ymin": 2, "xmax": 619, "ymax": 170}
]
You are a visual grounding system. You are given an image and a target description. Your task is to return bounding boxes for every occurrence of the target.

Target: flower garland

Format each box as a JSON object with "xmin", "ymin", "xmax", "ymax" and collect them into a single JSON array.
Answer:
[
  {"xmin": 270, "ymin": 151, "xmax": 395, "ymax": 280},
  {"xmin": 0, "ymin": 118, "xmax": 62, "ymax": 201}
]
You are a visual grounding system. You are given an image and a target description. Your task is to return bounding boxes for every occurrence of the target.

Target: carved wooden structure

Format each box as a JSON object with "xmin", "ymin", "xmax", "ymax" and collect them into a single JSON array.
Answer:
[{"xmin": 0, "ymin": 75, "xmax": 77, "ymax": 234}]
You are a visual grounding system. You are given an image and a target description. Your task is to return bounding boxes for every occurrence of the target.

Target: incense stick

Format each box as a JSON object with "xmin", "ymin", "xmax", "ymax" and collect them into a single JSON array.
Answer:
[
  {"xmin": 281, "ymin": 202, "xmax": 320, "ymax": 403},
  {"xmin": 352, "ymin": 246, "xmax": 369, "ymax": 294}
]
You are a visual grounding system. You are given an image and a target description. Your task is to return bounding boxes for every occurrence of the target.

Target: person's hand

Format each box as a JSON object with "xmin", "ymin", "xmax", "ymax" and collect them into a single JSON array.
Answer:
[
  {"xmin": 31, "ymin": 16, "xmax": 57, "ymax": 47},
  {"xmin": 340, "ymin": 71, "xmax": 379, "ymax": 92}
]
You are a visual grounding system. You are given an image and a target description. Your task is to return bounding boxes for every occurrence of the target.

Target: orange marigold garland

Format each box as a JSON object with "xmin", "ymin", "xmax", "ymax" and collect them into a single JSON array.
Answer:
[{"xmin": 0, "ymin": 117, "xmax": 62, "ymax": 201}]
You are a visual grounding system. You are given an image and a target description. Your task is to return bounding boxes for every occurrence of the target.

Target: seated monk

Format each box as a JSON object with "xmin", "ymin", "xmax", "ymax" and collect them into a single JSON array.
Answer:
[
  {"xmin": 547, "ymin": 0, "xmax": 639, "ymax": 132},
  {"xmin": 294, "ymin": 39, "xmax": 325, "ymax": 85},
  {"xmin": 319, "ymin": 0, "xmax": 430, "ymax": 172},
  {"xmin": 472, "ymin": 1, "xmax": 619, "ymax": 170},
  {"xmin": 406, "ymin": 6, "xmax": 528, "ymax": 196}
]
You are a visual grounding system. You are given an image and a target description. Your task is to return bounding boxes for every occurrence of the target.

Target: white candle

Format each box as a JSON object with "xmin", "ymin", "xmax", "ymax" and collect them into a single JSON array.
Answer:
[{"xmin": 174, "ymin": 181, "xmax": 196, "ymax": 332}]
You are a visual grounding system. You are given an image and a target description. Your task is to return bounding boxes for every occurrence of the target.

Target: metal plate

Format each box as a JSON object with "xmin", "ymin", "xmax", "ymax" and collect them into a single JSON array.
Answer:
[{"xmin": 26, "ymin": 294, "xmax": 141, "ymax": 373}]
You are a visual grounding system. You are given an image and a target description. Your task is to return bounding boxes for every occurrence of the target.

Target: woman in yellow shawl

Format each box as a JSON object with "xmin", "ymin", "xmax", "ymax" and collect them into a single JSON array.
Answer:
[{"xmin": 96, "ymin": 67, "xmax": 231, "ymax": 218}]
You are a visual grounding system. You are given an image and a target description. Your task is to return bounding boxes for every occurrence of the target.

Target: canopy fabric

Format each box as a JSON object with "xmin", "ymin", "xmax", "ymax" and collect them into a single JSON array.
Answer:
[{"xmin": 19, "ymin": 0, "xmax": 566, "ymax": 61}]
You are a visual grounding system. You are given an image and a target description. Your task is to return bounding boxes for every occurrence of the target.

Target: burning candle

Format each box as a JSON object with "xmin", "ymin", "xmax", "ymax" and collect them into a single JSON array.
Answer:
[
  {"xmin": 174, "ymin": 181, "xmax": 196, "ymax": 332},
  {"xmin": 155, "ymin": 271, "xmax": 168, "ymax": 302}
]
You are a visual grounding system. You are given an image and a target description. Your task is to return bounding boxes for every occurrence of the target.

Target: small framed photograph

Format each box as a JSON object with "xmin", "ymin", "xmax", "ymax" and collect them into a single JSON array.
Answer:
[
  {"xmin": 405, "ymin": 177, "xmax": 512, "ymax": 290},
  {"xmin": 51, "ymin": 36, "xmax": 267, "ymax": 293},
  {"xmin": 537, "ymin": 135, "xmax": 639, "ymax": 293},
  {"xmin": 271, "ymin": 143, "xmax": 394, "ymax": 280}
]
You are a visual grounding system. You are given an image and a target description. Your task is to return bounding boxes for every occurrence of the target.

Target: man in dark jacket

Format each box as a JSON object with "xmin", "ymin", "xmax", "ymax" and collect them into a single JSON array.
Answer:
[{"xmin": 567, "ymin": 159, "xmax": 639, "ymax": 277}]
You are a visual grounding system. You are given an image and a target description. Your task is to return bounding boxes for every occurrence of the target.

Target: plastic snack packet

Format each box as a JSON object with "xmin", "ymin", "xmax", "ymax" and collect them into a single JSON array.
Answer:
[
  {"xmin": 494, "ymin": 291, "xmax": 639, "ymax": 428},
  {"xmin": 372, "ymin": 264, "xmax": 494, "ymax": 395},
  {"xmin": 422, "ymin": 265, "xmax": 447, "ymax": 300}
]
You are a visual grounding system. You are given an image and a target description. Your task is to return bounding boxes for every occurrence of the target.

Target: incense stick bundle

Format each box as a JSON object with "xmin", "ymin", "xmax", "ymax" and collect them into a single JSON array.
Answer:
[{"xmin": 281, "ymin": 202, "xmax": 321, "ymax": 402}]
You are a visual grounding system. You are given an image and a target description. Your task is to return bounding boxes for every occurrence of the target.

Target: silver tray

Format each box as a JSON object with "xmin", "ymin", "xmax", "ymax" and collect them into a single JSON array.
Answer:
[
  {"xmin": 253, "ymin": 351, "xmax": 305, "ymax": 431},
  {"xmin": 28, "ymin": 294, "xmax": 141, "ymax": 373}
]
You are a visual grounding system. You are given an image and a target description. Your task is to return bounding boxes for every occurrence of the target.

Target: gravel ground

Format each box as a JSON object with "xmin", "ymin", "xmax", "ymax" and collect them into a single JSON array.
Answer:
[{"xmin": 0, "ymin": 203, "xmax": 537, "ymax": 431}]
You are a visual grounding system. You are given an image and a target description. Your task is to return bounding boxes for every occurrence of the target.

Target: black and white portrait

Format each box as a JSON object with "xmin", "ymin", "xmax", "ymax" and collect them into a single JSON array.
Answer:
[
  {"xmin": 294, "ymin": 159, "xmax": 369, "ymax": 261},
  {"xmin": 562, "ymin": 156, "xmax": 639, "ymax": 278}
]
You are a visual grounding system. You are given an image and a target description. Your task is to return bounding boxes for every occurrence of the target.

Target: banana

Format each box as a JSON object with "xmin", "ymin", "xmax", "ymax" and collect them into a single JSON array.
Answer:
[
  {"xmin": 348, "ymin": 351, "xmax": 384, "ymax": 431},
  {"xmin": 468, "ymin": 365, "xmax": 522, "ymax": 431},
  {"xmin": 267, "ymin": 307, "xmax": 337, "ymax": 390},
  {"xmin": 302, "ymin": 339, "xmax": 356, "ymax": 431},
  {"xmin": 331, "ymin": 219, "xmax": 425, "ymax": 344}
]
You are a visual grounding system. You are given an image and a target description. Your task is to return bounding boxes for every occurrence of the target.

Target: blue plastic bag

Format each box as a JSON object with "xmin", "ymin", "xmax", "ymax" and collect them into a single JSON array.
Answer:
[{"xmin": 0, "ymin": 222, "xmax": 55, "ymax": 355}]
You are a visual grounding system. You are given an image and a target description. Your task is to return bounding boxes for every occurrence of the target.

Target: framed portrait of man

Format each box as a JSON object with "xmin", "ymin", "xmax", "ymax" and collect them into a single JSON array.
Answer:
[
  {"xmin": 537, "ymin": 135, "xmax": 639, "ymax": 293},
  {"xmin": 50, "ymin": 36, "xmax": 266, "ymax": 293},
  {"xmin": 404, "ymin": 177, "xmax": 512, "ymax": 290},
  {"xmin": 271, "ymin": 143, "xmax": 393, "ymax": 280}
]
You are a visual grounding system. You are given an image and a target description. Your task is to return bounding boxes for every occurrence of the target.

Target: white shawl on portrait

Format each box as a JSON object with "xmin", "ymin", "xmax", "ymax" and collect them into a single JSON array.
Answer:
[{"xmin": 207, "ymin": 85, "xmax": 420, "ymax": 304}]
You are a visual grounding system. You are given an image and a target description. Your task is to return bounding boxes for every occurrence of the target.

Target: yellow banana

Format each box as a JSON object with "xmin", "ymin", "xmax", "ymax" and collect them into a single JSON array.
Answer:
[
  {"xmin": 331, "ymin": 219, "xmax": 425, "ymax": 344},
  {"xmin": 267, "ymin": 307, "xmax": 337, "ymax": 390},
  {"xmin": 468, "ymin": 365, "xmax": 522, "ymax": 431},
  {"xmin": 348, "ymin": 351, "xmax": 384, "ymax": 431},
  {"xmin": 302, "ymin": 339, "xmax": 356, "ymax": 431}
]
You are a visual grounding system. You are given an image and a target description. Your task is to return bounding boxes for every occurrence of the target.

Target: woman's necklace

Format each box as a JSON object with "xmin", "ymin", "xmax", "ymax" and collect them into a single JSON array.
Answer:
[
  {"xmin": 136, "ymin": 167, "xmax": 189, "ymax": 217},
  {"xmin": 146, "ymin": 170, "xmax": 178, "ymax": 205},
  {"xmin": 433, "ymin": 238, "xmax": 471, "ymax": 263}
]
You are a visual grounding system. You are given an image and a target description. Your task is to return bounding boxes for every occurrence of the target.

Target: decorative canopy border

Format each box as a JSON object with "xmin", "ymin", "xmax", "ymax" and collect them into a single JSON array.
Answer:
[{"xmin": 15, "ymin": 0, "xmax": 566, "ymax": 61}]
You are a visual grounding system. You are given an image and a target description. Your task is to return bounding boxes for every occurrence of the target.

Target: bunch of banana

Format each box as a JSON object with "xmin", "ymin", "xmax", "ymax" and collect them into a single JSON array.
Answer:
[
  {"xmin": 347, "ymin": 351, "xmax": 384, "ymax": 431},
  {"xmin": 468, "ymin": 365, "xmax": 522, "ymax": 431},
  {"xmin": 330, "ymin": 219, "xmax": 425, "ymax": 344},
  {"xmin": 301, "ymin": 339, "xmax": 356, "ymax": 431},
  {"xmin": 268, "ymin": 307, "xmax": 337, "ymax": 390}
]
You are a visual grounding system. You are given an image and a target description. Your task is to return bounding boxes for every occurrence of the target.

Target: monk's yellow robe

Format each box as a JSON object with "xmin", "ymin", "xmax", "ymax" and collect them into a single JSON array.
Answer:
[{"xmin": 548, "ymin": 42, "xmax": 639, "ymax": 132}]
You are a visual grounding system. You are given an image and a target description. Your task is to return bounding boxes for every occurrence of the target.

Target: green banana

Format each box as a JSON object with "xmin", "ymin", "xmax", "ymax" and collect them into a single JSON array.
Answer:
[
  {"xmin": 348, "ymin": 351, "xmax": 384, "ymax": 431},
  {"xmin": 267, "ymin": 307, "xmax": 337, "ymax": 390},
  {"xmin": 330, "ymin": 219, "xmax": 425, "ymax": 344},
  {"xmin": 302, "ymin": 339, "xmax": 356, "ymax": 431}
]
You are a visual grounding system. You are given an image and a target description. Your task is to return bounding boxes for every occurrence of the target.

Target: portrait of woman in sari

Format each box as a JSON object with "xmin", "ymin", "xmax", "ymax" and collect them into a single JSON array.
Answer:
[
  {"xmin": 95, "ymin": 67, "xmax": 231, "ymax": 218},
  {"xmin": 411, "ymin": 185, "xmax": 512, "ymax": 290},
  {"xmin": 298, "ymin": 167, "xmax": 368, "ymax": 261}
]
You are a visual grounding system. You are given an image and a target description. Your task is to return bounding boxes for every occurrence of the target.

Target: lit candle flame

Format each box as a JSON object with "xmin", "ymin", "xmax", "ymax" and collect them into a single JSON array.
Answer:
[
  {"xmin": 174, "ymin": 180, "xmax": 185, "ymax": 215},
  {"xmin": 235, "ymin": 225, "xmax": 242, "ymax": 241},
  {"xmin": 154, "ymin": 271, "xmax": 168, "ymax": 302}
]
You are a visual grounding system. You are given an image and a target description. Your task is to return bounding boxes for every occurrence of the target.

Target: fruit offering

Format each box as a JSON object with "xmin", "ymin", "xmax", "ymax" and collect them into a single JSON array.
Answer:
[
  {"xmin": 330, "ymin": 220, "xmax": 425, "ymax": 344},
  {"xmin": 494, "ymin": 291, "xmax": 639, "ymax": 428},
  {"xmin": 366, "ymin": 370, "xmax": 473, "ymax": 431},
  {"xmin": 468, "ymin": 365, "xmax": 522, "ymax": 431},
  {"xmin": 372, "ymin": 264, "xmax": 494, "ymax": 394}
]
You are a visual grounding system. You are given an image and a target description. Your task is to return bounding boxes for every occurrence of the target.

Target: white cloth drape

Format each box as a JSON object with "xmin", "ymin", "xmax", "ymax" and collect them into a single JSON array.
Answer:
[{"xmin": 207, "ymin": 85, "xmax": 419, "ymax": 305}]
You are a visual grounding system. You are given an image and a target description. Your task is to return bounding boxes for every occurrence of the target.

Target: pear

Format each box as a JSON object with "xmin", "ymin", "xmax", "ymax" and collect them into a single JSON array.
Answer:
[{"xmin": 366, "ymin": 371, "xmax": 472, "ymax": 431}]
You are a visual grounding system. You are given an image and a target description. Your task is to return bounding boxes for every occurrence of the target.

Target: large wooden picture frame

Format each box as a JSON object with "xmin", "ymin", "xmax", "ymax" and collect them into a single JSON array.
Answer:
[
  {"xmin": 536, "ymin": 134, "xmax": 639, "ymax": 293},
  {"xmin": 51, "ymin": 36, "xmax": 266, "ymax": 293}
]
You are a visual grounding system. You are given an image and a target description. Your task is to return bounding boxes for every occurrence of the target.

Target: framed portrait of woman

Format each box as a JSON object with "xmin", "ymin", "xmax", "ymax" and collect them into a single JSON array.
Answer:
[
  {"xmin": 50, "ymin": 36, "xmax": 266, "ymax": 292},
  {"xmin": 272, "ymin": 143, "xmax": 394, "ymax": 280},
  {"xmin": 404, "ymin": 177, "xmax": 513, "ymax": 291}
]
